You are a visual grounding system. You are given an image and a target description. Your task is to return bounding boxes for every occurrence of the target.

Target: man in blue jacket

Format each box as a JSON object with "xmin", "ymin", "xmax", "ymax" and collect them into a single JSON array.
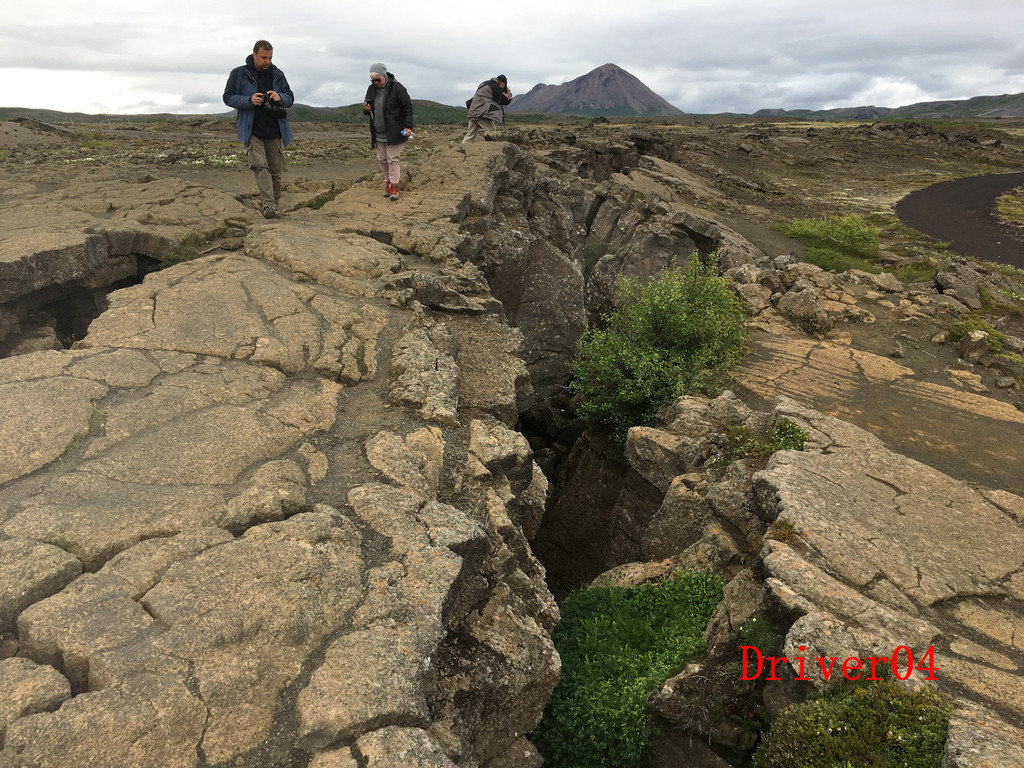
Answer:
[{"xmin": 223, "ymin": 40, "xmax": 294, "ymax": 219}]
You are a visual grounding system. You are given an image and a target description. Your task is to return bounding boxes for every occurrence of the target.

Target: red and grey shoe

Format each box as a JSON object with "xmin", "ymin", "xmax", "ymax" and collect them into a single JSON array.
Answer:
[{"xmin": 388, "ymin": 183, "xmax": 399, "ymax": 201}]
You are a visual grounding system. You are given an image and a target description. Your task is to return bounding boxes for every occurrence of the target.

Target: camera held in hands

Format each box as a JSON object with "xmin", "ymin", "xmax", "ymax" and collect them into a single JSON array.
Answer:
[{"xmin": 261, "ymin": 93, "xmax": 287, "ymax": 118}]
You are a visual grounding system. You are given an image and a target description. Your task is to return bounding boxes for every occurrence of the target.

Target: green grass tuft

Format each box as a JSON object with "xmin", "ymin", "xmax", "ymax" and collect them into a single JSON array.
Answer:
[
  {"xmin": 753, "ymin": 679, "xmax": 951, "ymax": 768},
  {"xmin": 582, "ymin": 240, "xmax": 607, "ymax": 278},
  {"xmin": 781, "ymin": 214, "xmax": 882, "ymax": 273},
  {"xmin": 530, "ymin": 569, "xmax": 725, "ymax": 768},
  {"xmin": 160, "ymin": 232, "xmax": 208, "ymax": 269},
  {"xmin": 289, "ymin": 189, "xmax": 338, "ymax": 211},
  {"xmin": 948, "ymin": 315, "xmax": 1004, "ymax": 354},
  {"xmin": 159, "ymin": 224, "xmax": 234, "ymax": 269},
  {"xmin": 995, "ymin": 185, "xmax": 1024, "ymax": 232},
  {"xmin": 894, "ymin": 261, "xmax": 939, "ymax": 284},
  {"xmin": 720, "ymin": 419, "xmax": 808, "ymax": 465}
]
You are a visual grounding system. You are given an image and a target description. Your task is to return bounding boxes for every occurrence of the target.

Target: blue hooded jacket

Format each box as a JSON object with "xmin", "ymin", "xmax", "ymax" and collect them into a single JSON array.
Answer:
[{"xmin": 223, "ymin": 54, "xmax": 294, "ymax": 147}]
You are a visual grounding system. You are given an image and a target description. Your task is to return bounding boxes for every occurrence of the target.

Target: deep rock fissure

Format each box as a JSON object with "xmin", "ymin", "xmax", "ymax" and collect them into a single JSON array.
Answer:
[{"xmin": 478, "ymin": 134, "xmax": 731, "ymax": 594}]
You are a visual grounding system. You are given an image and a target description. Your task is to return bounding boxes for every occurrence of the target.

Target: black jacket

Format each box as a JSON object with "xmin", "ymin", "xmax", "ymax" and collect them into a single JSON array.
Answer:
[{"xmin": 362, "ymin": 73, "xmax": 414, "ymax": 147}]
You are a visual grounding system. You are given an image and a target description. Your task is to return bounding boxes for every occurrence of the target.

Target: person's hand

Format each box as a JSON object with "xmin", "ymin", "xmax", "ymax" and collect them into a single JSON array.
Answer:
[
  {"xmin": 362, "ymin": 101, "xmax": 371, "ymax": 114},
  {"xmin": 251, "ymin": 92, "xmax": 265, "ymax": 106},
  {"xmin": 265, "ymin": 90, "xmax": 280, "ymax": 103}
]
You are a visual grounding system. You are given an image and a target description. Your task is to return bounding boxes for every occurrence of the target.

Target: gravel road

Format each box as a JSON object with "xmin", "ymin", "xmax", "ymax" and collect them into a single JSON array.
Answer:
[{"xmin": 896, "ymin": 172, "xmax": 1024, "ymax": 269}]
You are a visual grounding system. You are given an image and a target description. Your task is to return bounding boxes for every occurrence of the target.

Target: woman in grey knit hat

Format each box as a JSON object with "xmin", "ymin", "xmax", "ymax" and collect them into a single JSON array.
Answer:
[{"xmin": 362, "ymin": 62, "xmax": 415, "ymax": 200}]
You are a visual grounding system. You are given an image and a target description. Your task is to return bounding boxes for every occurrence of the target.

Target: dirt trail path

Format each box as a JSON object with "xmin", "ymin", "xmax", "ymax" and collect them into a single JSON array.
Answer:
[{"xmin": 896, "ymin": 172, "xmax": 1024, "ymax": 269}]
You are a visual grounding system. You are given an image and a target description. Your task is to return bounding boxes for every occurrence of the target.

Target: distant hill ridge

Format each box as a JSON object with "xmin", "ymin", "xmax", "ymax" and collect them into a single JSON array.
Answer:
[
  {"xmin": 506, "ymin": 63, "xmax": 683, "ymax": 117},
  {"xmin": 754, "ymin": 92, "xmax": 1024, "ymax": 120},
  {"xmin": 3, "ymin": 75, "xmax": 1024, "ymax": 122},
  {"xmin": 0, "ymin": 101, "xmax": 469, "ymax": 126}
]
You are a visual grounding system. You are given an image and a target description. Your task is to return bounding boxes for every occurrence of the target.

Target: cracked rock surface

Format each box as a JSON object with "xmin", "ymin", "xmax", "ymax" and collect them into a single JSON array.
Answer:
[
  {"xmin": 0, "ymin": 133, "xmax": 557, "ymax": 768},
  {"xmin": 3, "ymin": 116, "xmax": 1024, "ymax": 767}
]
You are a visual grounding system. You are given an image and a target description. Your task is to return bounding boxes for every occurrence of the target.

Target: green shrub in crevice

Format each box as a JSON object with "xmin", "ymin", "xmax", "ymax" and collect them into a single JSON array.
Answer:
[
  {"xmin": 894, "ymin": 260, "xmax": 939, "ymax": 284},
  {"xmin": 803, "ymin": 246, "xmax": 882, "ymax": 274},
  {"xmin": 996, "ymin": 351, "xmax": 1024, "ymax": 370},
  {"xmin": 980, "ymin": 258, "xmax": 1024, "ymax": 279},
  {"xmin": 1000, "ymin": 287, "xmax": 1024, "ymax": 305},
  {"xmin": 288, "ymin": 189, "xmax": 338, "ymax": 211},
  {"xmin": 569, "ymin": 257, "xmax": 749, "ymax": 442},
  {"xmin": 530, "ymin": 569, "xmax": 725, "ymax": 768},
  {"xmin": 735, "ymin": 610, "xmax": 784, "ymax": 659},
  {"xmin": 720, "ymin": 419, "xmax": 808, "ymax": 465},
  {"xmin": 977, "ymin": 285, "xmax": 1024, "ymax": 318},
  {"xmin": 764, "ymin": 517, "xmax": 801, "ymax": 546},
  {"xmin": 160, "ymin": 232, "xmax": 208, "ymax": 268},
  {"xmin": 753, "ymin": 679, "xmax": 951, "ymax": 768},
  {"xmin": 763, "ymin": 419, "xmax": 810, "ymax": 454}
]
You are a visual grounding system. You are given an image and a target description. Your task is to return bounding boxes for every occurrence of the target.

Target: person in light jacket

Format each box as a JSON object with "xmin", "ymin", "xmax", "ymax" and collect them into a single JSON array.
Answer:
[
  {"xmin": 222, "ymin": 40, "xmax": 294, "ymax": 219},
  {"xmin": 463, "ymin": 75, "xmax": 512, "ymax": 144},
  {"xmin": 362, "ymin": 62, "xmax": 414, "ymax": 201}
]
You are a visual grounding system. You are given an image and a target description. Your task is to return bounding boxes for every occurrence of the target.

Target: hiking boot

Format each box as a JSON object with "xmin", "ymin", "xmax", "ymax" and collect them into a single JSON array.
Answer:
[
  {"xmin": 388, "ymin": 183, "xmax": 399, "ymax": 201},
  {"xmin": 263, "ymin": 205, "xmax": 281, "ymax": 219},
  {"xmin": 384, "ymin": 182, "xmax": 391, "ymax": 197}
]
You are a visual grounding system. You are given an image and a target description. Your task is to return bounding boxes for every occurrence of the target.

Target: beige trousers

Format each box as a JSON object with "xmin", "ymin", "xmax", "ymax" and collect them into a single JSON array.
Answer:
[
  {"xmin": 247, "ymin": 137, "xmax": 284, "ymax": 209},
  {"xmin": 463, "ymin": 118, "xmax": 499, "ymax": 143}
]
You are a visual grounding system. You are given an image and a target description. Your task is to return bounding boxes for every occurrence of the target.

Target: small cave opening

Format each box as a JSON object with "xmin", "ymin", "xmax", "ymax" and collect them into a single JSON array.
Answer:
[
  {"xmin": 0, "ymin": 254, "xmax": 160, "ymax": 359},
  {"xmin": 516, "ymin": 390, "xmax": 586, "ymax": 485}
]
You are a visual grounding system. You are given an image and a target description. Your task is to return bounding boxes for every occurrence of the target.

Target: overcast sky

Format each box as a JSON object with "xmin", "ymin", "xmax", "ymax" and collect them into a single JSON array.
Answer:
[{"xmin": 5, "ymin": 0, "xmax": 1024, "ymax": 116}]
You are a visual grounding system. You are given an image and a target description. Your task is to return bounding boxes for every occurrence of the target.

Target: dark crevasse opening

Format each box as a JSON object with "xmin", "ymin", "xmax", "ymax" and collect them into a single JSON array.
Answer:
[{"xmin": 0, "ymin": 255, "xmax": 159, "ymax": 358}]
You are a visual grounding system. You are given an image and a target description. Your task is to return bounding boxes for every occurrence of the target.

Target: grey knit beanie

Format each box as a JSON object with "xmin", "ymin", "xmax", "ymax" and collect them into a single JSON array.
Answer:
[{"xmin": 369, "ymin": 63, "xmax": 388, "ymax": 77}]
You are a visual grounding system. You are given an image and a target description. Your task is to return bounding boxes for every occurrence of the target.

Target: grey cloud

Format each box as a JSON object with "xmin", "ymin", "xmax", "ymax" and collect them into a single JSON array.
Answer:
[
  {"xmin": 6, "ymin": 0, "xmax": 1024, "ymax": 115},
  {"xmin": 997, "ymin": 50, "xmax": 1024, "ymax": 73}
]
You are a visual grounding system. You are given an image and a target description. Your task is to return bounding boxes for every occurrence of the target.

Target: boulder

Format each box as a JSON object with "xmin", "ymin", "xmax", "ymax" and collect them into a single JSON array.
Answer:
[
  {"xmin": 958, "ymin": 330, "xmax": 991, "ymax": 364},
  {"xmin": 776, "ymin": 281, "xmax": 831, "ymax": 334},
  {"xmin": 390, "ymin": 322, "xmax": 461, "ymax": 426},
  {"xmin": 3, "ymin": 673, "xmax": 206, "ymax": 768}
]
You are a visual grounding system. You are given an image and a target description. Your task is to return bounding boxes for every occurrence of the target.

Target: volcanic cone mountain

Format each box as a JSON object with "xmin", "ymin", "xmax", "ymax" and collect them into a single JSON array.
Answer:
[{"xmin": 506, "ymin": 63, "xmax": 683, "ymax": 117}]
